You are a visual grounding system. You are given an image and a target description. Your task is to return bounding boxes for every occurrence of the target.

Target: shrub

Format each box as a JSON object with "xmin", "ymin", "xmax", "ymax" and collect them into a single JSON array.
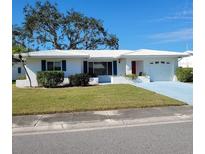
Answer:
[
  {"xmin": 175, "ymin": 67, "xmax": 193, "ymax": 82},
  {"xmin": 69, "ymin": 73, "xmax": 90, "ymax": 86},
  {"xmin": 139, "ymin": 72, "xmax": 147, "ymax": 76},
  {"xmin": 37, "ymin": 71, "xmax": 64, "ymax": 88},
  {"xmin": 125, "ymin": 74, "xmax": 138, "ymax": 80},
  {"xmin": 18, "ymin": 75, "xmax": 26, "ymax": 80}
]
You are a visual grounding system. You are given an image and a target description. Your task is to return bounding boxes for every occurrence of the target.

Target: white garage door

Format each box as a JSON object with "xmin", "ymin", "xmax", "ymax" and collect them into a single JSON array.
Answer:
[{"xmin": 148, "ymin": 61, "xmax": 173, "ymax": 81}]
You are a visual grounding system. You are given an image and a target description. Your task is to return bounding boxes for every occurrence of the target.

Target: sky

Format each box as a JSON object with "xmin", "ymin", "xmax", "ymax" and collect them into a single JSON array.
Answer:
[{"xmin": 12, "ymin": 0, "xmax": 193, "ymax": 52}]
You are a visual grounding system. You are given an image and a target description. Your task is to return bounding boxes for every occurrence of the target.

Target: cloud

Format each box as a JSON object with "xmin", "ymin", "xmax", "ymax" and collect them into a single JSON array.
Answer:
[
  {"xmin": 153, "ymin": 10, "xmax": 193, "ymax": 22},
  {"xmin": 148, "ymin": 28, "xmax": 193, "ymax": 44}
]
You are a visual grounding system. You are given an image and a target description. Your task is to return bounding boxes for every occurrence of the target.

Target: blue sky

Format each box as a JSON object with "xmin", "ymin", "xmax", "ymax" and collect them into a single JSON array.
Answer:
[{"xmin": 12, "ymin": 0, "xmax": 193, "ymax": 52}]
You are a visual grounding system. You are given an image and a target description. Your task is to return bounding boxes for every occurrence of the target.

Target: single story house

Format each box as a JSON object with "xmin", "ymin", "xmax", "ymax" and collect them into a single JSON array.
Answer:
[
  {"xmin": 15, "ymin": 49, "xmax": 190, "ymax": 87},
  {"xmin": 12, "ymin": 58, "xmax": 25, "ymax": 80}
]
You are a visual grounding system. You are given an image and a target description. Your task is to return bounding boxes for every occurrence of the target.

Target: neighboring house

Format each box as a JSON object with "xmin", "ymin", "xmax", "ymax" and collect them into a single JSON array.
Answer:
[
  {"xmin": 16, "ymin": 49, "xmax": 189, "ymax": 87},
  {"xmin": 12, "ymin": 58, "xmax": 25, "ymax": 80},
  {"xmin": 178, "ymin": 51, "xmax": 193, "ymax": 68}
]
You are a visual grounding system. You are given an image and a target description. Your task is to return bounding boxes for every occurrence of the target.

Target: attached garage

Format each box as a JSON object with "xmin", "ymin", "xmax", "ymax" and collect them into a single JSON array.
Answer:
[{"xmin": 147, "ymin": 60, "xmax": 174, "ymax": 81}]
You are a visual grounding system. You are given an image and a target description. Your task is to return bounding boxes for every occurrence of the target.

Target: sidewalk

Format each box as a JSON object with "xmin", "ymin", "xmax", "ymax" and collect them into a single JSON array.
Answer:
[{"xmin": 13, "ymin": 105, "xmax": 193, "ymax": 134}]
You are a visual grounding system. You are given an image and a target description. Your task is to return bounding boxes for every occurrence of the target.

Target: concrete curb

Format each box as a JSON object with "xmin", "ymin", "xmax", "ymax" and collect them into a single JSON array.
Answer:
[{"xmin": 13, "ymin": 114, "xmax": 193, "ymax": 135}]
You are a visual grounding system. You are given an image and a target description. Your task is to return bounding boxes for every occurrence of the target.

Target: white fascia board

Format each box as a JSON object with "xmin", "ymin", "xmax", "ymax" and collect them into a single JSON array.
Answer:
[
  {"xmin": 120, "ymin": 54, "xmax": 190, "ymax": 59},
  {"xmin": 26, "ymin": 55, "xmax": 89, "ymax": 58}
]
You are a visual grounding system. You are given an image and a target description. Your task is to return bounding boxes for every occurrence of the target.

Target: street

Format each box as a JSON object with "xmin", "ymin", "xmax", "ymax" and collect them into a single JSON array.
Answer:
[{"xmin": 13, "ymin": 121, "xmax": 192, "ymax": 154}]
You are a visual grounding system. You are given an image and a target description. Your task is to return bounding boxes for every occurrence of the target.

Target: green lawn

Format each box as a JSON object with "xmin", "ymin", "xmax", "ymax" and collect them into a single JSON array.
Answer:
[{"xmin": 12, "ymin": 84, "xmax": 185, "ymax": 115}]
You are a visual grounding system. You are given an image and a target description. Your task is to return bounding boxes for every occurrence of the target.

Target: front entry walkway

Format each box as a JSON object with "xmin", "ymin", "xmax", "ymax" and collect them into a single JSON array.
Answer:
[{"xmin": 134, "ymin": 81, "xmax": 193, "ymax": 105}]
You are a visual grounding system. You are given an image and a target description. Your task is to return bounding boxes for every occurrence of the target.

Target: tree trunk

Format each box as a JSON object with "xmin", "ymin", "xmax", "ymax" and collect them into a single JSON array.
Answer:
[{"xmin": 19, "ymin": 56, "xmax": 32, "ymax": 87}]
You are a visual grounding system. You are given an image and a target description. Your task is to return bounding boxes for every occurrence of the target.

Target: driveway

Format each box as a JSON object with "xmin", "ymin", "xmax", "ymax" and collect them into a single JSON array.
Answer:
[{"xmin": 135, "ymin": 81, "xmax": 193, "ymax": 105}]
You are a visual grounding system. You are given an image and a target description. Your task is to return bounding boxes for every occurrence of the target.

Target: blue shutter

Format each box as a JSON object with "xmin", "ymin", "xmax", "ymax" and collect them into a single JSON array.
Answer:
[
  {"xmin": 83, "ymin": 61, "xmax": 88, "ymax": 74},
  {"xmin": 62, "ymin": 60, "xmax": 66, "ymax": 71},
  {"xmin": 41, "ymin": 60, "xmax": 46, "ymax": 71},
  {"xmin": 113, "ymin": 61, "xmax": 117, "ymax": 75}
]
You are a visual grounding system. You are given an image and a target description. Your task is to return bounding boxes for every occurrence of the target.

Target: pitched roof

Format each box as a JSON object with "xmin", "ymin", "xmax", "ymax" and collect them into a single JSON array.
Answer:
[{"xmin": 19, "ymin": 49, "xmax": 190, "ymax": 59}]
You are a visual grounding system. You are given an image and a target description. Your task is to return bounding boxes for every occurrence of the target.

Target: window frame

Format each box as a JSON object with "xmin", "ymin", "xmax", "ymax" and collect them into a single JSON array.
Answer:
[
  {"xmin": 88, "ymin": 61, "xmax": 113, "ymax": 76},
  {"xmin": 46, "ymin": 61, "xmax": 62, "ymax": 71}
]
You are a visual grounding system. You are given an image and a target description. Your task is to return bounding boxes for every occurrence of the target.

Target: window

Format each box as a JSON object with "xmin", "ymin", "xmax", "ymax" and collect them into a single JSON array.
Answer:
[
  {"xmin": 47, "ymin": 61, "xmax": 62, "ymax": 71},
  {"xmin": 18, "ymin": 67, "xmax": 21, "ymax": 74},
  {"xmin": 88, "ymin": 62, "xmax": 113, "ymax": 76},
  {"xmin": 47, "ymin": 62, "xmax": 54, "ymax": 71},
  {"xmin": 155, "ymin": 61, "xmax": 159, "ymax": 64},
  {"xmin": 54, "ymin": 62, "xmax": 61, "ymax": 71},
  {"xmin": 166, "ymin": 62, "xmax": 170, "ymax": 64},
  {"xmin": 94, "ymin": 62, "xmax": 107, "ymax": 75},
  {"xmin": 150, "ymin": 62, "xmax": 153, "ymax": 64},
  {"xmin": 161, "ymin": 61, "xmax": 165, "ymax": 64}
]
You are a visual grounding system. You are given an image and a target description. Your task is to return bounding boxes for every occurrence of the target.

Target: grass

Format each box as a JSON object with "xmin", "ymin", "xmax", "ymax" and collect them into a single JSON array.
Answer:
[{"xmin": 12, "ymin": 84, "xmax": 185, "ymax": 115}]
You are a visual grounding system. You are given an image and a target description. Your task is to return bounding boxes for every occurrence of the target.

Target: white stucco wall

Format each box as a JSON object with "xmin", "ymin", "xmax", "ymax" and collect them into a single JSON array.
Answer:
[
  {"xmin": 25, "ymin": 58, "xmax": 83, "ymax": 86},
  {"xmin": 125, "ymin": 59, "xmax": 132, "ymax": 75},
  {"xmin": 65, "ymin": 59, "xmax": 82, "ymax": 77},
  {"xmin": 25, "ymin": 59, "xmax": 41, "ymax": 86},
  {"xmin": 136, "ymin": 61, "xmax": 144, "ymax": 75},
  {"xmin": 125, "ymin": 57, "xmax": 178, "ymax": 81},
  {"xmin": 125, "ymin": 59, "xmax": 144, "ymax": 75},
  {"xmin": 12, "ymin": 63, "xmax": 25, "ymax": 80},
  {"xmin": 117, "ymin": 59, "xmax": 126, "ymax": 76},
  {"xmin": 23, "ymin": 56, "xmax": 179, "ymax": 87}
]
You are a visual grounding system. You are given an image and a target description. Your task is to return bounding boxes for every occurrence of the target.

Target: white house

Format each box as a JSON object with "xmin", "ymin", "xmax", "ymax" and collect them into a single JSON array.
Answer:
[
  {"xmin": 12, "ymin": 58, "xmax": 25, "ymax": 80},
  {"xmin": 15, "ymin": 49, "xmax": 190, "ymax": 87},
  {"xmin": 178, "ymin": 51, "xmax": 193, "ymax": 68}
]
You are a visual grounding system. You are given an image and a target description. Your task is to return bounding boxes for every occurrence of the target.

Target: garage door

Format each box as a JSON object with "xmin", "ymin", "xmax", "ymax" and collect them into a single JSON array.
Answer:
[{"xmin": 148, "ymin": 61, "xmax": 173, "ymax": 81}]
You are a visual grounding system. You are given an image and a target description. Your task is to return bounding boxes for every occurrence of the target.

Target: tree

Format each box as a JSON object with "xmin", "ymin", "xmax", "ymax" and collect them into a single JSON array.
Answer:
[
  {"xmin": 12, "ymin": 44, "xmax": 27, "ymax": 54},
  {"xmin": 14, "ymin": 1, "xmax": 119, "ymax": 50},
  {"xmin": 12, "ymin": 26, "xmax": 32, "ymax": 87}
]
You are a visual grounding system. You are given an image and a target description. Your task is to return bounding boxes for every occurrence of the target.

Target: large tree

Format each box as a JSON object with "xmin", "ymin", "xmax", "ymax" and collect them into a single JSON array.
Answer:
[{"xmin": 13, "ymin": 1, "xmax": 119, "ymax": 50}]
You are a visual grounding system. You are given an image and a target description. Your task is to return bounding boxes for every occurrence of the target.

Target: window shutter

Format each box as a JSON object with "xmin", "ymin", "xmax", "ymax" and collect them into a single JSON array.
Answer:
[
  {"xmin": 62, "ymin": 60, "xmax": 66, "ymax": 71},
  {"xmin": 113, "ymin": 61, "xmax": 117, "ymax": 75},
  {"xmin": 108, "ymin": 62, "xmax": 112, "ymax": 75},
  {"xmin": 83, "ymin": 61, "xmax": 88, "ymax": 73},
  {"xmin": 41, "ymin": 60, "xmax": 46, "ymax": 71}
]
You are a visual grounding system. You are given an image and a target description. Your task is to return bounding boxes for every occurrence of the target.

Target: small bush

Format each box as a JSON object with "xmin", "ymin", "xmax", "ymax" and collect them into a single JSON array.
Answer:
[
  {"xmin": 37, "ymin": 71, "xmax": 64, "ymax": 88},
  {"xmin": 18, "ymin": 75, "xmax": 26, "ymax": 80},
  {"xmin": 176, "ymin": 67, "xmax": 193, "ymax": 82},
  {"xmin": 125, "ymin": 74, "xmax": 138, "ymax": 80},
  {"xmin": 69, "ymin": 73, "xmax": 90, "ymax": 86},
  {"xmin": 139, "ymin": 72, "xmax": 147, "ymax": 76}
]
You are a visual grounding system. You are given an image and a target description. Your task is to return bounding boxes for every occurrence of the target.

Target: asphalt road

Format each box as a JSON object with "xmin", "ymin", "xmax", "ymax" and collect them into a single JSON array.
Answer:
[{"xmin": 13, "ymin": 121, "xmax": 192, "ymax": 154}]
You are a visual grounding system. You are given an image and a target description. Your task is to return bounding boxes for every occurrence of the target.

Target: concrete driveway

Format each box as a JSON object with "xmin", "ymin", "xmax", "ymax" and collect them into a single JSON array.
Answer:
[{"xmin": 135, "ymin": 81, "xmax": 193, "ymax": 105}]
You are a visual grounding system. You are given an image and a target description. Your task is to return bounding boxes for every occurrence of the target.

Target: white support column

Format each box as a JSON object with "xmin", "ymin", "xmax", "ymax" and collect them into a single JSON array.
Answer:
[{"xmin": 125, "ymin": 59, "xmax": 132, "ymax": 75}]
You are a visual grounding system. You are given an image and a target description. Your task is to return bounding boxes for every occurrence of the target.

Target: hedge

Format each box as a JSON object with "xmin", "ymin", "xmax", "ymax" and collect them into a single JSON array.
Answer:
[
  {"xmin": 69, "ymin": 73, "xmax": 90, "ymax": 86},
  {"xmin": 37, "ymin": 71, "xmax": 64, "ymax": 88},
  {"xmin": 175, "ymin": 67, "xmax": 193, "ymax": 82}
]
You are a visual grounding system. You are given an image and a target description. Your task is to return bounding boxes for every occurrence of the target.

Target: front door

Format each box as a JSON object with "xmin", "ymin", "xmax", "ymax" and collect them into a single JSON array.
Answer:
[{"xmin": 131, "ymin": 61, "xmax": 136, "ymax": 74}]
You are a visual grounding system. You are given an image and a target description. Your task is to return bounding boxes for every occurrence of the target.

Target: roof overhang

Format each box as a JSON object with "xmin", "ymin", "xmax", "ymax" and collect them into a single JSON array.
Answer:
[
  {"xmin": 14, "ymin": 49, "xmax": 191, "ymax": 60},
  {"xmin": 120, "ymin": 54, "xmax": 190, "ymax": 59}
]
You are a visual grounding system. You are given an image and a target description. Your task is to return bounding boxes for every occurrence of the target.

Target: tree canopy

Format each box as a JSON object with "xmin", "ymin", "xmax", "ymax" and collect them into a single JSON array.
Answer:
[{"xmin": 12, "ymin": 1, "xmax": 119, "ymax": 51}]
